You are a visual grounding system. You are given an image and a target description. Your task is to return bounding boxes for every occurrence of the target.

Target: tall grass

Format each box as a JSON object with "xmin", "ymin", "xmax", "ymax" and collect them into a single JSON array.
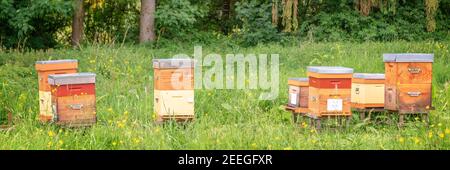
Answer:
[{"xmin": 0, "ymin": 41, "xmax": 449, "ymax": 150}]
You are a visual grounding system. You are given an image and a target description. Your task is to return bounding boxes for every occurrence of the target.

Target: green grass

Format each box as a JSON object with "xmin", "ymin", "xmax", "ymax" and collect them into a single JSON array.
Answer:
[{"xmin": 0, "ymin": 41, "xmax": 449, "ymax": 150}]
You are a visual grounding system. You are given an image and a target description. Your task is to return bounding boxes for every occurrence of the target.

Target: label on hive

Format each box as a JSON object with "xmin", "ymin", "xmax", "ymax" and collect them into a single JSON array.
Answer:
[
  {"xmin": 327, "ymin": 99, "xmax": 343, "ymax": 111},
  {"xmin": 289, "ymin": 93, "xmax": 298, "ymax": 106},
  {"xmin": 39, "ymin": 91, "xmax": 53, "ymax": 121}
]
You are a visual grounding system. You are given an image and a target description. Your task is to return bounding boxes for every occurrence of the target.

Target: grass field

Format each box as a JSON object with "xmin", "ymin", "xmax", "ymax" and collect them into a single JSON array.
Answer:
[{"xmin": 0, "ymin": 41, "xmax": 449, "ymax": 150}]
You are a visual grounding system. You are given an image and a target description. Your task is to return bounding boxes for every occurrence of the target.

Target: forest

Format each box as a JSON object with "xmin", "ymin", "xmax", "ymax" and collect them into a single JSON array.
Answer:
[{"xmin": 0, "ymin": 0, "xmax": 449, "ymax": 49}]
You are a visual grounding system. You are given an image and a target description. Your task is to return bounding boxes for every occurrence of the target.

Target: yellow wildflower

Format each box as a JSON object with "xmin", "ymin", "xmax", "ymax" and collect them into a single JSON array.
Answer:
[
  {"xmin": 428, "ymin": 131, "xmax": 433, "ymax": 138},
  {"xmin": 48, "ymin": 131, "xmax": 55, "ymax": 137},
  {"xmin": 283, "ymin": 147, "xmax": 292, "ymax": 150},
  {"xmin": 438, "ymin": 133, "xmax": 445, "ymax": 139},
  {"xmin": 398, "ymin": 137, "xmax": 405, "ymax": 144},
  {"xmin": 445, "ymin": 129, "xmax": 450, "ymax": 134}
]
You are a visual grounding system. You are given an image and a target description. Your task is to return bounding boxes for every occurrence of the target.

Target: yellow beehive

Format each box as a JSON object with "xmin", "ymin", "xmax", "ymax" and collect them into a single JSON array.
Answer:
[{"xmin": 351, "ymin": 73, "xmax": 385, "ymax": 109}]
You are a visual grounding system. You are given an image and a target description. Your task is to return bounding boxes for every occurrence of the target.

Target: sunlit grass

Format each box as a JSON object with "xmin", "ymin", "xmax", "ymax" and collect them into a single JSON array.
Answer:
[{"xmin": 0, "ymin": 40, "xmax": 449, "ymax": 150}]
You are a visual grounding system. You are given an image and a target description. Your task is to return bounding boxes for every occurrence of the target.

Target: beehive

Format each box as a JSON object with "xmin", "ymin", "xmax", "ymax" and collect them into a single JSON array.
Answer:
[
  {"xmin": 351, "ymin": 73, "xmax": 385, "ymax": 109},
  {"xmin": 286, "ymin": 78, "xmax": 309, "ymax": 113},
  {"xmin": 307, "ymin": 66, "xmax": 353, "ymax": 118},
  {"xmin": 153, "ymin": 59, "xmax": 195, "ymax": 122},
  {"xmin": 35, "ymin": 60, "xmax": 78, "ymax": 122},
  {"xmin": 383, "ymin": 53, "xmax": 433, "ymax": 114},
  {"xmin": 48, "ymin": 73, "xmax": 96, "ymax": 127}
]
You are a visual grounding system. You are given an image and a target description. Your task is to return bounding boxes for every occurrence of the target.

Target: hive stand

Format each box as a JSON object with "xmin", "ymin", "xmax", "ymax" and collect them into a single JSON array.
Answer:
[
  {"xmin": 155, "ymin": 115, "xmax": 195, "ymax": 124},
  {"xmin": 0, "ymin": 112, "xmax": 13, "ymax": 130},
  {"xmin": 397, "ymin": 111, "xmax": 431, "ymax": 127},
  {"xmin": 352, "ymin": 107, "xmax": 386, "ymax": 121},
  {"xmin": 285, "ymin": 105, "xmax": 308, "ymax": 123},
  {"xmin": 305, "ymin": 114, "xmax": 352, "ymax": 131}
]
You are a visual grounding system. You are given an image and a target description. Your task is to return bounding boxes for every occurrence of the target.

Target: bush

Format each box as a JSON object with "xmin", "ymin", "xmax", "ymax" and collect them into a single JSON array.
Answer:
[{"xmin": 234, "ymin": 0, "xmax": 280, "ymax": 47}]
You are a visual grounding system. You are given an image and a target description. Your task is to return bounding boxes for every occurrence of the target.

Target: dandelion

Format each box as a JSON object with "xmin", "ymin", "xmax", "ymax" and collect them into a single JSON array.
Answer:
[
  {"xmin": 48, "ymin": 131, "xmax": 55, "ymax": 137},
  {"xmin": 133, "ymin": 138, "xmax": 141, "ymax": 145},
  {"xmin": 301, "ymin": 122, "xmax": 308, "ymax": 128},
  {"xmin": 112, "ymin": 141, "xmax": 117, "ymax": 146},
  {"xmin": 445, "ymin": 129, "xmax": 450, "ymax": 134},
  {"xmin": 117, "ymin": 122, "xmax": 125, "ymax": 128},
  {"xmin": 124, "ymin": 110, "xmax": 129, "ymax": 115},
  {"xmin": 251, "ymin": 143, "xmax": 257, "ymax": 148},
  {"xmin": 47, "ymin": 141, "xmax": 53, "ymax": 148},
  {"xmin": 58, "ymin": 140, "xmax": 64, "ymax": 145},
  {"xmin": 268, "ymin": 145, "xmax": 272, "ymax": 149},
  {"xmin": 398, "ymin": 137, "xmax": 405, "ymax": 144},
  {"xmin": 310, "ymin": 129, "xmax": 316, "ymax": 133},
  {"xmin": 438, "ymin": 133, "xmax": 445, "ymax": 139},
  {"xmin": 413, "ymin": 137, "xmax": 420, "ymax": 144},
  {"xmin": 428, "ymin": 131, "xmax": 433, "ymax": 138}
]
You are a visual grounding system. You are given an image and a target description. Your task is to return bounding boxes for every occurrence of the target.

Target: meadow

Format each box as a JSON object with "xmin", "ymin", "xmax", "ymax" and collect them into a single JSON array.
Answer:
[{"xmin": 0, "ymin": 40, "xmax": 449, "ymax": 150}]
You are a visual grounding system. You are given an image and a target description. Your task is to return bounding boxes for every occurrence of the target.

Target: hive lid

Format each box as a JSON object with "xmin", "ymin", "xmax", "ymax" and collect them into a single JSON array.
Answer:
[
  {"xmin": 353, "ymin": 73, "xmax": 385, "ymax": 80},
  {"xmin": 288, "ymin": 77, "xmax": 309, "ymax": 82},
  {"xmin": 48, "ymin": 73, "xmax": 96, "ymax": 85},
  {"xmin": 307, "ymin": 66, "xmax": 353, "ymax": 74},
  {"xmin": 36, "ymin": 59, "xmax": 78, "ymax": 65},
  {"xmin": 153, "ymin": 59, "xmax": 195, "ymax": 68},
  {"xmin": 383, "ymin": 53, "xmax": 434, "ymax": 62}
]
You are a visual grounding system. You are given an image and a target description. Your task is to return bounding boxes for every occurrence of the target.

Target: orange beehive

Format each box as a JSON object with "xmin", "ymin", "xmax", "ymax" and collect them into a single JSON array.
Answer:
[
  {"xmin": 383, "ymin": 53, "xmax": 433, "ymax": 114},
  {"xmin": 153, "ymin": 59, "xmax": 195, "ymax": 122},
  {"xmin": 48, "ymin": 73, "xmax": 96, "ymax": 127},
  {"xmin": 307, "ymin": 66, "xmax": 353, "ymax": 118},
  {"xmin": 35, "ymin": 60, "xmax": 78, "ymax": 122},
  {"xmin": 286, "ymin": 78, "xmax": 309, "ymax": 113}
]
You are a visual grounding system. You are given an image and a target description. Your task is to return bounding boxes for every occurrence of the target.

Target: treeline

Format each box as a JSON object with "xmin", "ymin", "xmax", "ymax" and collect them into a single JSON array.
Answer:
[{"xmin": 0, "ymin": 0, "xmax": 449, "ymax": 49}]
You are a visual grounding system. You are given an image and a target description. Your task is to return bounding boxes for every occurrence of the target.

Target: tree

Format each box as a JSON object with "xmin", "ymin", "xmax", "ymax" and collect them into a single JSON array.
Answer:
[
  {"xmin": 72, "ymin": 0, "xmax": 85, "ymax": 47},
  {"xmin": 139, "ymin": 0, "xmax": 156, "ymax": 43}
]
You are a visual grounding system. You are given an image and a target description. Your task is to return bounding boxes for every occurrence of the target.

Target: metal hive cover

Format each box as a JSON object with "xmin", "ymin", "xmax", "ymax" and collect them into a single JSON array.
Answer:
[
  {"xmin": 307, "ymin": 66, "xmax": 353, "ymax": 74},
  {"xmin": 48, "ymin": 73, "xmax": 96, "ymax": 85},
  {"xmin": 353, "ymin": 73, "xmax": 385, "ymax": 79},
  {"xmin": 288, "ymin": 77, "xmax": 309, "ymax": 82},
  {"xmin": 383, "ymin": 53, "xmax": 434, "ymax": 62},
  {"xmin": 35, "ymin": 59, "xmax": 78, "ymax": 64},
  {"xmin": 153, "ymin": 59, "xmax": 195, "ymax": 68}
]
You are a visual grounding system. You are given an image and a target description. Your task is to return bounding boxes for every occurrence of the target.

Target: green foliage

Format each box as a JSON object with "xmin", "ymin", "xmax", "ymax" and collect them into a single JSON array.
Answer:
[
  {"xmin": 155, "ymin": 0, "xmax": 208, "ymax": 39},
  {"xmin": 0, "ymin": 0, "xmax": 72, "ymax": 49},
  {"xmin": 234, "ymin": 0, "xmax": 280, "ymax": 46},
  {"xmin": 84, "ymin": 0, "xmax": 140, "ymax": 44}
]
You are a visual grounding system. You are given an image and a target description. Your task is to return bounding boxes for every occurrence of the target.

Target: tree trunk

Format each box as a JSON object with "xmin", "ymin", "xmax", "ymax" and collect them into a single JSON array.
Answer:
[
  {"xmin": 71, "ymin": 0, "xmax": 84, "ymax": 47},
  {"xmin": 139, "ymin": 0, "xmax": 156, "ymax": 43}
]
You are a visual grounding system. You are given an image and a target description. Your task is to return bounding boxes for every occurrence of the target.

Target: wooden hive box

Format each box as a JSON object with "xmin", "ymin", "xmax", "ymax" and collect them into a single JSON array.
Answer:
[
  {"xmin": 153, "ymin": 59, "xmax": 195, "ymax": 122},
  {"xmin": 351, "ymin": 73, "xmax": 385, "ymax": 109},
  {"xmin": 307, "ymin": 66, "xmax": 353, "ymax": 118},
  {"xmin": 48, "ymin": 73, "xmax": 96, "ymax": 127},
  {"xmin": 286, "ymin": 77, "xmax": 309, "ymax": 113},
  {"xmin": 153, "ymin": 59, "xmax": 194, "ymax": 90},
  {"xmin": 383, "ymin": 53, "xmax": 433, "ymax": 114},
  {"xmin": 35, "ymin": 60, "xmax": 78, "ymax": 122}
]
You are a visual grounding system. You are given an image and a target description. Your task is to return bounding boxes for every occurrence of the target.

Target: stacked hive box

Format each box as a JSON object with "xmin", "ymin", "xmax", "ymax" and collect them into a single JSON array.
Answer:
[
  {"xmin": 286, "ymin": 78, "xmax": 309, "ymax": 114},
  {"xmin": 153, "ymin": 59, "xmax": 195, "ymax": 122},
  {"xmin": 307, "ymin": 66, "xmax": 353, "ymax": 120},
  {"xmin": 48, "ymin": 73, "xmax": 97, "ymax": 127},
  {"xmin": 351, "ymin": 73, "xmax": 385, "ymax": 109},
  {"xmin": 35, "ymin": 60, "xmax": 78, "ymax": 122},
  {"xmin": 383, "ymin": 54, "xmax": 433, "ymax": 123}
]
